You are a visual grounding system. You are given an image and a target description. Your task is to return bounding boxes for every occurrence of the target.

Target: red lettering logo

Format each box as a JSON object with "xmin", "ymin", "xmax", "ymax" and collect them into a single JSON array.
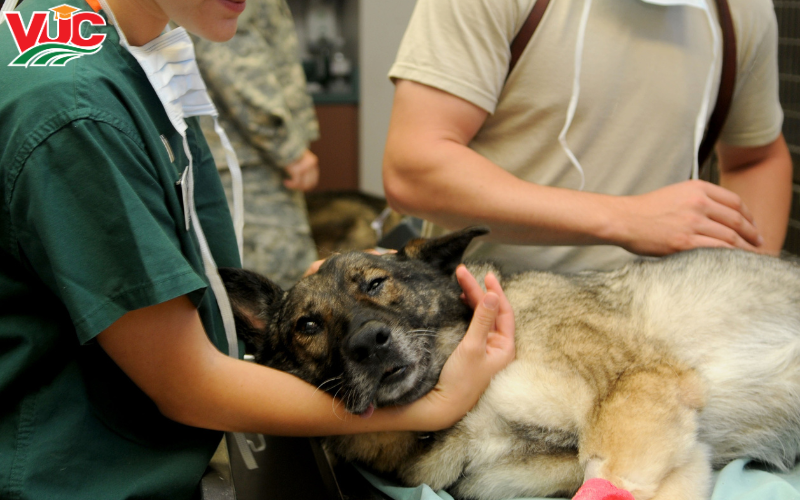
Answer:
[{"xmin": 3, "ymin": 4, "xmax": 106, "ymax": 67}]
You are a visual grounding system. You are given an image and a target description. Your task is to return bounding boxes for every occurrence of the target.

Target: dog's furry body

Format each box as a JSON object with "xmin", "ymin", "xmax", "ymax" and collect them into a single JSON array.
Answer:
[{"xmin": 221, "ymin": 228, "xmax": 800, "ymax": 500}]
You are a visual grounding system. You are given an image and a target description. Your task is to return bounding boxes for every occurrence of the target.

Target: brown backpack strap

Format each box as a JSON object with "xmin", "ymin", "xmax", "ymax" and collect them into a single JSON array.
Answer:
[
  {"xmin": 508, "ymin": 0, "xmax": 552, "ymax": 77},
  {"xmin": 698, "ymin": 0, "xmax": 737, "ymax": 167}
]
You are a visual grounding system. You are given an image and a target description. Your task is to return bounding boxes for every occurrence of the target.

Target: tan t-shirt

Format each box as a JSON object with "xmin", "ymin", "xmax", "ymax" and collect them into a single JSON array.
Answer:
[{"xmin": 388, "ymin": 0, "xmax": 783, "ymax": 273}]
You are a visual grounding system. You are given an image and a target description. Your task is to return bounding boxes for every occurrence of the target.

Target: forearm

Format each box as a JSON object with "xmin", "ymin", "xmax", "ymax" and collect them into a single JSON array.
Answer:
[
  {"xmin": 718, "ymin": 158, "xmax": 793, "ymax": 255},
  {"xmin": 100, "ymin": 296, "xmax": 443, "ymax": 436},
  {"xmin": 162, "ymin": 343, "xmax": 444, "ymax": 436},
  {"xmin": 384, "ymin": 138, "xmax": 622, "ymax": 247},
  {"xmin": 719, "ymin": 166, "xmax": 791, "ymax": 254},
  {"xmin": 718, "ymin": 134, "xmax": 794, "ymax": 254},
  {"xmin": 99, "ymin": 285, "xmax": 514, "ymax": 437},
  {"xmin": 384, "ymin": 139, "xmax": 766, "ymax": 256}
]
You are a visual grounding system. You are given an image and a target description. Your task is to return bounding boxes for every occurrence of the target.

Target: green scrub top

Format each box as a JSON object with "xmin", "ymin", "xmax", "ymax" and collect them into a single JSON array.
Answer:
[{"xmin": 0, "ymin": 0, "xmax": 242, "ymax": 498}]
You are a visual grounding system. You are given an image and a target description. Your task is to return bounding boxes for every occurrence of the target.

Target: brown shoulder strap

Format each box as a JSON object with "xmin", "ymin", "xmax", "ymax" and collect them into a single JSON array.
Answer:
[
  {"xmin": 698, "ymin": 0, "xmax": 737, "ymax": 167},
  {"xmin": 508, "ymin": 0, "xmax": 552, "ymax": 77}
]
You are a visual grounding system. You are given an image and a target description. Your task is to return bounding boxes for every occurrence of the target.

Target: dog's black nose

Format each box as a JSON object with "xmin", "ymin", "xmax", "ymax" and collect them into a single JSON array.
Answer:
[{"xmin": 347, "ymin": 320, "xmax": 392, "ymax": 363}]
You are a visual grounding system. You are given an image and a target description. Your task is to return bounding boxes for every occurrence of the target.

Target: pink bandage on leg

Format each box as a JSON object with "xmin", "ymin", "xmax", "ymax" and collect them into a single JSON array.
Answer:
[{"xmin": 573, "ymin": 478, "xmax": 635, "ymax": 500}]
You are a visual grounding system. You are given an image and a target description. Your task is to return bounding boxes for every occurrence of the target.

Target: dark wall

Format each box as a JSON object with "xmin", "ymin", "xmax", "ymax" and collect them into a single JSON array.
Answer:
[{"xmin": 775, "ymin": 1, "xmax": 800, "ymax": 255}]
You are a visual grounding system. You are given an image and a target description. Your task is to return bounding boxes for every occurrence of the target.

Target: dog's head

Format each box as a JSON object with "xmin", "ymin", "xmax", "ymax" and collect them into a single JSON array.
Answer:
[{"xmin": 220, "ymin": 226, "xmax": 489, "ymax": 415}]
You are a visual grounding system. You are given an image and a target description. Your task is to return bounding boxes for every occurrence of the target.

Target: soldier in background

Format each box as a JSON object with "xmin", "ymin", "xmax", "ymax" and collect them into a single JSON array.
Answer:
[{"xmin": 195, "ymin": 0, "xmax": 320, "ymax": 289}]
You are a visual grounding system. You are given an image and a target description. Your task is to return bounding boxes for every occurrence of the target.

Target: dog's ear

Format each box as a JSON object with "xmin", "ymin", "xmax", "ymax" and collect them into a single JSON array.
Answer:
[
  {"xmin": 218, "ymin": 267, "xmax": 284, "ymax": 355},
  {"xmin": 397, "ymin": 226, "xmax": 490, "ymax": 275}
]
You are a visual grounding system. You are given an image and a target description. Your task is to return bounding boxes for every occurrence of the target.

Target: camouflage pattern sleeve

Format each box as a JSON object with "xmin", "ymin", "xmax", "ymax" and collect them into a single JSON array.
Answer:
[
  {"xmin": 194, "ymin": 0, "xmax": 319, "ymax": 169},
  {"xmin": 194, "ymin": 0, "xmax": 321, "ymax": 286}
]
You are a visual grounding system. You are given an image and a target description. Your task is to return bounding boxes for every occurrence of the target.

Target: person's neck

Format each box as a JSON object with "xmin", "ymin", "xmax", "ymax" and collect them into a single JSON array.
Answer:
[{"xmin": 104, "ymin": 0, "xmax": 169, "ymax": 46}]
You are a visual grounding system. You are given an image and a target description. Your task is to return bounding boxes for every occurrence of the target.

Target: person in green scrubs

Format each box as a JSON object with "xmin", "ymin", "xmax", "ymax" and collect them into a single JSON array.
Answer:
[{"xmin": 0, "ymin": 0, "xmax": 516, "ymax": 498}]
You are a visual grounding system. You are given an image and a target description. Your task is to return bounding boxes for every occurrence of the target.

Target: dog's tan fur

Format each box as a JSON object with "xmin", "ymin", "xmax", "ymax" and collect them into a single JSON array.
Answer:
[{"xmin": 221, "ymin": 227, "xmax": 800, "ymax": 500}]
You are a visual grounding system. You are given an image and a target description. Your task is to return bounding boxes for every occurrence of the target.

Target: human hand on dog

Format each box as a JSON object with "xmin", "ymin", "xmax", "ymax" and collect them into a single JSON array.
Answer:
[
  {"xmin": 612, "ymin": 180, "xmax": 763, "ymax": 256},
  {"xmin": 303, "ymin": 258, "xmax": 325, "ymax": 276},
  {"xmin": 405, "ymin": 265, "xmax": 515, "ymax": 431}
]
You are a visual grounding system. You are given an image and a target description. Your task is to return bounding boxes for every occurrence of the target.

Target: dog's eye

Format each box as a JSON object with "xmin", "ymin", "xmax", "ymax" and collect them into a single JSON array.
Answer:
[
  {"xmin": 365, "ymin": 277, "xmax": 386, "ymax": 296},
  {"xmin": 295, "ymin": 316, "xmax": 321, "ymax": 335}
]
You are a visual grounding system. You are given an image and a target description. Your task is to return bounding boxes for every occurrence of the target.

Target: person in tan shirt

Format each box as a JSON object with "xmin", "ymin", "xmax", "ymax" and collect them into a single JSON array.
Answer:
[{"xmin": 384, "ymin": 0, "xmax": 792, "ymax": 273}]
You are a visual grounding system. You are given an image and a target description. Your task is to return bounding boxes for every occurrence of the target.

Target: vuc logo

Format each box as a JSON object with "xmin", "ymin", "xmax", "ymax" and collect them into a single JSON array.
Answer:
[{"xmin": 4, "ymin": 4, "xmax": 106, "ymax": 67}]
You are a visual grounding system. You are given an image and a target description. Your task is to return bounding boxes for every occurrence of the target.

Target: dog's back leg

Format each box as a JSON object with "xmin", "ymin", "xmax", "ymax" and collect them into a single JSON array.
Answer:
[
  {"xmin": 643, "ymin": 444, "xmax": 712, "ymax": 500},
  {"xmin": 578, "ymin": 363, "xmax": 711, "ymax": 500}
]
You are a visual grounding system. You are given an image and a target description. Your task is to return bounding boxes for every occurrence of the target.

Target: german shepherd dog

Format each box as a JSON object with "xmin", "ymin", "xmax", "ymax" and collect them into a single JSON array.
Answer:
[{"xmin": 220, "ymin": 227, "xmax": 800, "ymax": 500}]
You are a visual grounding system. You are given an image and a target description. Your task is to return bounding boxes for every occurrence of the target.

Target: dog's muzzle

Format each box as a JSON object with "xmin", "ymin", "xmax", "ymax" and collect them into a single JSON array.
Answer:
[
  {"xmin": 345, "ymin": 318, "xmax": 409, "ymax": 384},
  {"xmin": 346, "ymin": 319, "xmax": 392, "ymax": 363}
]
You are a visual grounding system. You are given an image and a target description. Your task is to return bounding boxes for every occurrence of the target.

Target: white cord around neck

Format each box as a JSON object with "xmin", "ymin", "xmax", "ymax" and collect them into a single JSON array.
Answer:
[{"xmin": 558, "ymin": 0, "xmax": 593, "ymax": 192}]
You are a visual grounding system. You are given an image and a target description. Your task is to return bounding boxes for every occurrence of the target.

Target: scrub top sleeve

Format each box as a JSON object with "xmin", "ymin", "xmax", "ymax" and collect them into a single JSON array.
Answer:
[{"xmin": 9, "ymin": 118, "xmax": 208, "ymax": 344}]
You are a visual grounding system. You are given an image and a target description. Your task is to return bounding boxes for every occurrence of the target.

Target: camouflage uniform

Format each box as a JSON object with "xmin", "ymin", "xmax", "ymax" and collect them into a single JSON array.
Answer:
[{"xmin": 195, "ymin": 0, "xmax": 320, "ymax": 289}]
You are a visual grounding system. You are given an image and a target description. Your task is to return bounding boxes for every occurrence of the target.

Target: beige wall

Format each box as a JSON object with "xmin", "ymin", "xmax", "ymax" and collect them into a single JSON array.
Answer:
[{"xmin": 358, "ymin": 0, "xmax": 415, "ymax": 197}]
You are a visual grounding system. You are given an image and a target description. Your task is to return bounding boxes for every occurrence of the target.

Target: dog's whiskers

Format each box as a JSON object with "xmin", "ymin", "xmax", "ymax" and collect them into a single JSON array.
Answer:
[
  {"xmin": 412, "ymin": 334, "xmax": 437, "ymax": 339},
  {"xmin": 408, "ymin": 328, "xmax": 437, "ymax": 336},
  {"xmin": 314, "ymin": 374, "xmax": 344, "ymax": 396},
  {"xmin": 331, "ymin": 386, "xmax": 347, "ymax": 421}
]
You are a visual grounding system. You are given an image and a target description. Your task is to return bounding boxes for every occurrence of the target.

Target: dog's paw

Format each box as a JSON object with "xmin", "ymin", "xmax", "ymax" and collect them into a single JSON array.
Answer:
[{"xmin": 582, "ymin": 457, "xmax": 657, "ymax": 500}]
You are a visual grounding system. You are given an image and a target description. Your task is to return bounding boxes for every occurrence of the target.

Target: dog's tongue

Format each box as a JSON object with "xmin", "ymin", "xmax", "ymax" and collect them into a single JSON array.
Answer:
[{"xmin": 358, "ymin": 404, "xmax": 375, "ymax": 419}]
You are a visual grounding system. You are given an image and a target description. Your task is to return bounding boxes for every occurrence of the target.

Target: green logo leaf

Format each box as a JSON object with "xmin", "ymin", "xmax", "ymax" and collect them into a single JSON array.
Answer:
[{"xmin": 9, "ymin": 43, "xmax": 102, "ymax": 67}]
